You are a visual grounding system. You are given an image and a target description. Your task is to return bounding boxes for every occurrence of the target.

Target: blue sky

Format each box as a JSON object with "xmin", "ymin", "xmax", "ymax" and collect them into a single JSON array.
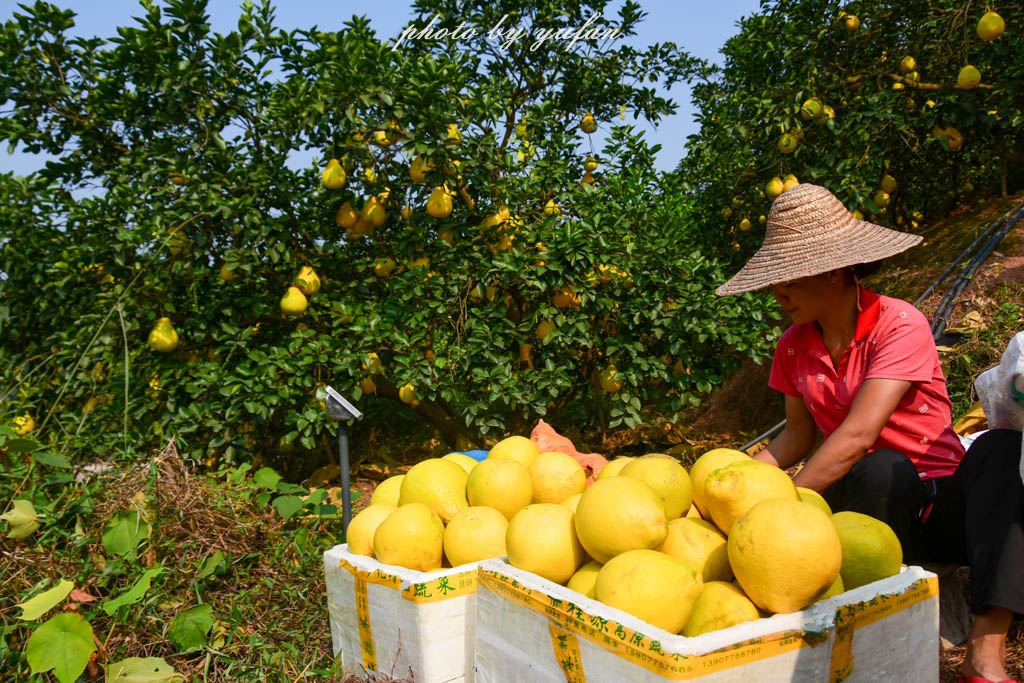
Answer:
[{"xmin": 0, "ymin": 0, "xmax": 762, "ymax": 175}]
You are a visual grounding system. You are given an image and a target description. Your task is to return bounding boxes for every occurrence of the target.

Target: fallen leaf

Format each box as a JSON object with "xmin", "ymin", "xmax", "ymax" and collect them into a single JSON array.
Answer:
[{"xmin": 69, "ymin": 588, "xmax": 96, "ymax": 604}]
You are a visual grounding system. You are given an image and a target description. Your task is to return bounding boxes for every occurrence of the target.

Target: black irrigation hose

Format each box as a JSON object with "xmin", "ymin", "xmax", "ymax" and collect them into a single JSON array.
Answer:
[
  {"xmin": 930, "ymin": 203, "xmax": 1024, "ymax": 338},
  {"xmin": 739, "ymin": 200, "xmax": 1024, "ymax": 453},
  {"xmin": 913, "ymin": 204, "xmax": 1018, "ymax": 308}
]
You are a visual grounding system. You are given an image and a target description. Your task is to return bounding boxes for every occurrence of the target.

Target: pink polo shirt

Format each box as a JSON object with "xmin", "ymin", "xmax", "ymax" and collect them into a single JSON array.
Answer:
[{"xmin": 769, "ymin": 286, "xmax": 965, "ymax": 480}]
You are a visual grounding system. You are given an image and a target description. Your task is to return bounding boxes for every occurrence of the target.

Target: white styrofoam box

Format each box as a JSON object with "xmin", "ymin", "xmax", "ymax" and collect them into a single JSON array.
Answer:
[
  {"xmin": 323, "ymin": 544, "xmax": 480, "ymax": 683},
  {"xmin": 475, "ymin": 559, "xmax": 938, "ymax": 682}
]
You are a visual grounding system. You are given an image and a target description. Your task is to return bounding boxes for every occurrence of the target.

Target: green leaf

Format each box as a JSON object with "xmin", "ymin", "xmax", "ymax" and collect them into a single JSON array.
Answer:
[
  {"xmin": 102, "ymin": 510, "xmax": 151, "ymax": 557},
  {"xmin": 17, "ymin": 579, "xmax": 74, "ymax": 621},
  {"xmin": 32, "ymin": 451, "xmax": 72, "ymax": 468},
  {"xmin": 7, "ymin": 438, "xmax": 39, "ymax": 452},
  {"xmin": 195, "ymin": 550, "xmax": 224, "ymax": 580},
  {"xmin": 26, "ymin": 612, "xmax": 96, "ymax": 683},
  {"xmin": 253, "ymin": 467, "xmax": 281, "ymax": 490},
  {"xmin": 168, "ymin": 604, "xmax": 213, "ymax": 651},
  {"xmin": 103, "ymin": 566, "xmax": 162, "ymax": 616},
  {"xmin": 2, "ymin": 499, "xmax": 40, "ymax": 538},
  {"xmin": 106, "ymin": 656, "xmax": 184, "ymax": 682},
  {"xmin": 271, "ymin": 495, "xmax": 304, "ymax": 520}
]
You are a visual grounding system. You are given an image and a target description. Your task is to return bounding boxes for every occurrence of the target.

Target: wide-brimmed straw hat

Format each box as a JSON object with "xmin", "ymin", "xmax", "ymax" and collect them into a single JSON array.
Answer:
[{"xmin": 715, "ymin": 183, "xmax": 923, "ymax": 296}]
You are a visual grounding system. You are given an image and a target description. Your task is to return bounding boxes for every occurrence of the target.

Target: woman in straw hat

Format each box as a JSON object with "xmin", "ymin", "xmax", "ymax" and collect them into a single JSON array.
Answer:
[{"xmin": 717, "ymin": 184, "xmax": 1022, "ymax": 683}]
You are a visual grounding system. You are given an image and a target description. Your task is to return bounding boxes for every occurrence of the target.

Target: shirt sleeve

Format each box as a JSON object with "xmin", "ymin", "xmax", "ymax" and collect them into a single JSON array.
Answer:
[
  {"xmin": 865, "ymin": 307, "xmax": 935, "ymax": 382},
  {"xmin": 768, "ymin": 330, "xmax": 801, "ymax": 397}
]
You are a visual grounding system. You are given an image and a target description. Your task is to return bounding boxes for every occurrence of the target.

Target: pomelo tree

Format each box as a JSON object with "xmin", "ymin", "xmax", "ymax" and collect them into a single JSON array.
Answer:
[
  {"xmin": 0, "ymin": 0, "xmax": 781, "ymax": 473},
  {"xmin": 679, "ymin": 0, "xmax": 1023, "ymax": 260}
]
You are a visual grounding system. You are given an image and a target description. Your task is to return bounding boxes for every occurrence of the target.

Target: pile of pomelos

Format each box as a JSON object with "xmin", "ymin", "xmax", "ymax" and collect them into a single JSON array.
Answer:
[{"xmin": 346, "ymin": 437, "xmax": 903, "ymax": 637}]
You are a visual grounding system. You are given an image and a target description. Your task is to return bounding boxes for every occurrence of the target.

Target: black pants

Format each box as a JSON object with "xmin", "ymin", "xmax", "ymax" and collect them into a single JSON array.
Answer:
[{"xmin": 822, "ymin": 429, "xmax": 1024, "ymax": 616}]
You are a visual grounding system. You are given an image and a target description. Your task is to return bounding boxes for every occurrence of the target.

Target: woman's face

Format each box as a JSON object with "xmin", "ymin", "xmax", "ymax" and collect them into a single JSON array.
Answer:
[{"xmin": 771, "ymin": 272, "xmax": 839, "ymax": 324}]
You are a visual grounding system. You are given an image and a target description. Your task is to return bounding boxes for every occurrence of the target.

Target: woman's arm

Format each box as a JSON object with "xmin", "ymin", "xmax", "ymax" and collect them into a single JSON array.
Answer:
[
  {"xmin": 755, "ymin": 395, "xmax": 817, "ymax": 469},
  {"xmin": 792, "ymin": 377, "xmax": 912, "ymax": 491}
]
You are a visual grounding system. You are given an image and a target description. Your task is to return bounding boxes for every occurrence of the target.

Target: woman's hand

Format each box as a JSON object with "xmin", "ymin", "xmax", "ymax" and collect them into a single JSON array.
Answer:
[{"xmin": 792, "ymin": 378, "xmax": 912, "ymax": 491}]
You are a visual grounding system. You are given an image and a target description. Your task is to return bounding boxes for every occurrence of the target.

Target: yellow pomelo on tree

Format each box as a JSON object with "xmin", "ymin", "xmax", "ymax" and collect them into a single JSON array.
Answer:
[
  {"xmin": 443, "ymin": 506, "xmax": 508, "ymax": 567},
  {"xmin": 537, "ymin": 320, "xmax": 556, "ymax": 341},
  {"xmin": 782, "ymin": 174, "xmax": 799, "ymax": 191},
  {"xmin": 797, "ymin": 487, "xmax": 832, "ymax": 515},
  {"xmin": 399, "ymin": 383, "xmax": 417, "ymax": 405},
  {"xmin": 506, "ymin": 503, "xmax": 585, "ymax": 584},
  {"xmin": 765, "ymin": 176, "xmax": 785, "ymax": 199},
  {"xmin": 595, "ymin": 549, "xmax": 703, "ymax": 634},
  {"xmin": 596, "ymin": 456, "xmax": 634, "ymax": 480},
  {"xmin": 831, "ymin": 511, "xmax": 903, "ymax": 589},
  {"xmin": 704, "ymin": 459, "xmax": 798, "ymax": 534},
  {"xmin": 874, "ymin": 190, "xmax": 890, "ymax": 209},
  {"xmin": 689, "ymin": 448, "xmax": 750, "ymax": 518},
  {"xmin": 880, "ymin": 174, "xmax": 898, "ymax": 194},
  {"xmin": 442, "ymin": 452, "xmax": 479, "ymax": 474},
  {"xmin": 728, "ymin": 499, "xmax": 842, "ymax": 613},
  {"xmin": 487, "ymin": 435, "xmax": 540, "ymax": 469},
  {"xmin": 321, "ymin": 158, "xmax": 346, "ymax": 189},
  {"xmin": 899, "ymin": 56, "xmax": 917, "ymax": 74},
  {"xmin": 977, "ymin": 11, "xmax": 1005, "ymax": 41},
  {"xmin": 219, "ymin": 262, "xmax": 235, "ymax": 282},
  {"xmin": 528, "ymin": 451, "xmax": 586, "ymax": 504},
  {"xmin": 280, "ymin": 286, "xmax": 308, "ymax": 315},
  {"xmin": 659, "ymin": 517, "xmax": 732, "ymax": 582},
  {"xmin": 682, "ymin": 581, "xmax": 760, "ymax": 637},
  {"xmin": 148, "ymin": 317, "xmax": 179, "ymax": 352},
  {"xmin": 580, "ymin": 112, "xmax": 597, "ymax": 134},
  {"xmin": 567, "ymin": 560, "xmax": 602, "ymax": 598},
  {"xmin": 294, "ymin": 266, "xmax": 320, "ymax": 295},
  {"xmin": 398, "ymin": 458, "xmax": 469, "ymax": 524},
  {"xmin": 957, "ymin": 65, "xmax": 981, "ymax": 89},
  {"xmin": 369, "ymin": 474, "xmax": 404, "ymax": 506},
  {"xmin": 373, "ymin": 503, "xmax": 444, "ymax": 571},
  {"xmin": 777, "ymin": 133, "xmax": 798, "ymax": 154},
  {"xmin": 467, "ymin": 458, "xmax": 533, "ymax": 520},
  {"xmin": 426, "ymin": 186, "xmax": 453, "ymax": 218},
  {"xmin": 574, "ymin": 477, "xmax": 668, "ymax": 563},
  {"xmin": 800, "ymin": 97, "xmax": 823, "ymax": 120},
  {"xmin": 346, "ymin": 504, "xmax": 396, "ymax": 557},
  {"xmin": 620, "ymin": 454, "xmax": 692, "ymax": 520}
]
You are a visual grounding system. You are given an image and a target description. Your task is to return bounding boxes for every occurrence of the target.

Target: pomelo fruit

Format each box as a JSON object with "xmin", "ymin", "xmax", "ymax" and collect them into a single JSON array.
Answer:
[
  {"xmin": 567, "ymin": 560, "xmax": 603, "ymax": 599},
  {"xmin": 373, "ymin": 503, "xmax": 444, "ymax": 571},
  {"xmin": 704, "ymin": 459, "xmax": 798, "ymax": 534},
  {"xmin": 797, "ymin": 487, "xmax": 832, "ymax": 515},
  {"xmin": 574, "ymin": 477, "xmax": 668, "ymax": 563},
  {"xmin": 529, "ymin": 451, "xmax": 587, "ymax": 503},
  {"xmin": 370, "ymin": 474, "xmax": 404, "ymax": 507},
  {"xmin": 346, "ymin": 504, "xmax": 396, "ymax": 556},
  {"xmin": 561, "ymin": 493, "xmax": 583, "ymax": 514},
  {"xmin": 398, "ymin": 458, "xmax": 469, "ymax": 524},
  {"xmin": 659, "ymin": 517, "xmax": 732, "ymax": 582},
  {"xmin": 443, "ymin": 506, "xmax": 508, "ymax": 567},
  {"xmin": 689, "ymin": 448, "xmax": 750, "ymax": 518},
  {"xmin": 682, "ymin": 581, "xmax": 760, "ymax": 637},
  {"xmin": 728, "ymin": 499, "xmax": 842, "ymax": 613},
  {"xmin": 596, "ymin": 456, "xmax": 633, "ymax": 479},
  {"xmin": 977, "ymin": 11, "xmax": 1005, "ymax": 40},
  {"xmin": 506, "ymin": 504, "xmax": 585, "ymax": 584},
  {"xmin": 957, "ymin": 65, "xmax": 981, "ymax": 89},
  {"xmin": 467, "ymin": 458, "xmax": 533, "ymax": 520},
  {"xmin": 487, "ymin": 435, "xmax": 540, "ymax": 469},
  {"xmin": 831, "ymin": 511, "xmax": 903, "ymax": 589},
  {"xmin": 620, "ymin": 454, "xmax": 692, "ymax": 520},
  {"xmin": 442, "ymin": 452, "xmax": 479, "ymax": 474},
  {"xmin": 594, "ymin": 549, "xmax": 702, "ymax": 634}
]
